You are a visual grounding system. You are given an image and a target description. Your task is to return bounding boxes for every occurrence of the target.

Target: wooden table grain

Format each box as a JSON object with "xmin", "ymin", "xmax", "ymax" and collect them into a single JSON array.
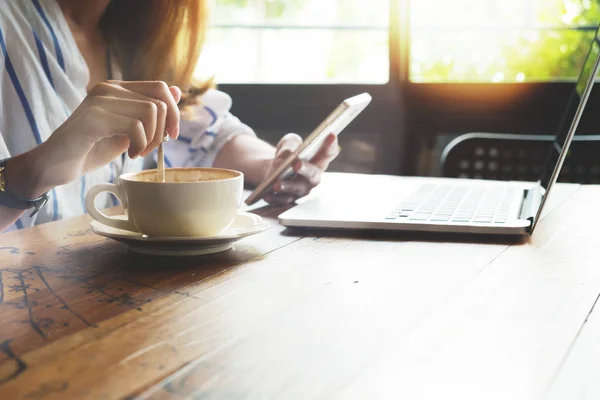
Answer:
[{"xmin": 1, "ymin": 173, "xmax": 599, "ymax": 400}]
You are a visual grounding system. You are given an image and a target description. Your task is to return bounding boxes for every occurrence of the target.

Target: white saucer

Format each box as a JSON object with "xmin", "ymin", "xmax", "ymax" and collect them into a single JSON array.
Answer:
[{"xmin": 90, "ymin": 212, "xmax": 270, "ymax": 256}]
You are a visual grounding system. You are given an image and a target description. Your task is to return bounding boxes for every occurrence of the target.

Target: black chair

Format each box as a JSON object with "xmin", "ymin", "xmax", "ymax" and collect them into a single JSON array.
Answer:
[{"xmin": 440, "ymin": 133, "xmax": 600, "ymax": 184}]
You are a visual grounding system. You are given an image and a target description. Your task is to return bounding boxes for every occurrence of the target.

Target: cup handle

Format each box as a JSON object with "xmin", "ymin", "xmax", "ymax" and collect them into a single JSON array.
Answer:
[{"xmin": 85, "ymin": 183, "xmax": 134, "ymax": 232}]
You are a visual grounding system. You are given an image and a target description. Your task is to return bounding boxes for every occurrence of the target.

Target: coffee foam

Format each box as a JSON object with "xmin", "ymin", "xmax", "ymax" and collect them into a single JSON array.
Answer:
[{"xmin": 128, "ymin": 168, "xmax": 239, "ymax": 183}]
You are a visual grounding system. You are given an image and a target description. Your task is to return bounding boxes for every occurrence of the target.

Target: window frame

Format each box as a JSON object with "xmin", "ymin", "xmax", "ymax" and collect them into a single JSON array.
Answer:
[
  {"xmin": 215, "ymin": 0, "xmax": 405, "ymax": 174},
  {"xmin": 211, "ymin": 0, "xmax": 600, "ymax": 176}
]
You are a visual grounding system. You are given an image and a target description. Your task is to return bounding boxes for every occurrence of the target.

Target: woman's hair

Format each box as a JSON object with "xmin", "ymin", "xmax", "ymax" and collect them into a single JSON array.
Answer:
[{"xmin": 99, "ymin": 0, "xmax": 213, "ymax": 110}]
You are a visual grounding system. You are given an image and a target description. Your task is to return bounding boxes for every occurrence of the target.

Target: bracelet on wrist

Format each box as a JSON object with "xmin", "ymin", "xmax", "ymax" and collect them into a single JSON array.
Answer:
[{"xmin": 0, "ymin": 158, "xmax": 49, "ymax": 217}]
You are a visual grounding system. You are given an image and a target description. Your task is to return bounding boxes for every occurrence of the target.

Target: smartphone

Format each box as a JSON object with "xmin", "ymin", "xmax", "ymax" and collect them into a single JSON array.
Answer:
[{"xmin": 244, "ymin": 92, "xmax": 372, "ymax": 205}]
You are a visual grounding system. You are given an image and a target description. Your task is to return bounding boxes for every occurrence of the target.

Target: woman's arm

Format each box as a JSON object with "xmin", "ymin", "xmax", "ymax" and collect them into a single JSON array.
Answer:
[{"xmin": 212, "ymin": 134, "xmax": 275, "ymax": 186}]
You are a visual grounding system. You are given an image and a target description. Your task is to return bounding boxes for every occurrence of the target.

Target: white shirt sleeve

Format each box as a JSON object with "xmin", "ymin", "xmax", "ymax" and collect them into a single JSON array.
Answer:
[
  {"xmin": 0, "ymin": 132, "xmax": 10, "ymax": 159},
  {"xmin": 155, "ymin": 89, "xmax": 257, "ymax": 169},
  {"xmin": 200, "ymin": 111, "xmax": 256, "ymax": 167}
]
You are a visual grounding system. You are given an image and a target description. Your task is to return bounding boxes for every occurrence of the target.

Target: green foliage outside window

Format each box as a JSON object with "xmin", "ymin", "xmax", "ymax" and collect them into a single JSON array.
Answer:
[{"xmin": 411, "ymin": 0, "xmax": 600, "ymax": 82}]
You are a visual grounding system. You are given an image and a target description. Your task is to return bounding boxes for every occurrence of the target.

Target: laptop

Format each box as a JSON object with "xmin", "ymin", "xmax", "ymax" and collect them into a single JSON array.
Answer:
[{"xmin": 278, "ymin": 26, "xmax": 600, "ymax": 236}]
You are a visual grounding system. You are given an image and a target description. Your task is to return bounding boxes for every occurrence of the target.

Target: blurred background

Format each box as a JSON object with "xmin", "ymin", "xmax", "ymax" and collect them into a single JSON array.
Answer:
[{"xmin": 194, "ymin": 0, "xmax": 600, "ymax": 178}]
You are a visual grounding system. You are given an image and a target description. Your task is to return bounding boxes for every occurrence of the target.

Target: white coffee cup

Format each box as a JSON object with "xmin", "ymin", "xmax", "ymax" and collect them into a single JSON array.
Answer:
[{"xmin": 85, "ymin": 167, "xmax": 243, "ymax": 237}]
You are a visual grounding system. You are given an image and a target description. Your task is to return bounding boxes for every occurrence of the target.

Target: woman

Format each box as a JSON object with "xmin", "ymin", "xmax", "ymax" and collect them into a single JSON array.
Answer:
[{"xmin": 0, "ymin": 0, "xmax": 339, "ymax": 232}]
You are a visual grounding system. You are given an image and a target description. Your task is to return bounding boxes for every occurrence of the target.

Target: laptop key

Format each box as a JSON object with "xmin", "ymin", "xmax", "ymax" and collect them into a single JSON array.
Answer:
[
  {"xmin": 452, "ymin": 216, "xmax": 472, "ymax": 222},
  {"xmin": 410, "ymin": 214, "xmax": 431, "ymax": 221},
  {"xmin": 455, "ymin": 214, "xmax": 473, "ymax": 219},
  {"xmin": 399, "ymin": 205, "xmax": 418, "ymax": 211},
  {"xmin": 475, "ymin": 213, "xmax": 495, "ymax": 218}
]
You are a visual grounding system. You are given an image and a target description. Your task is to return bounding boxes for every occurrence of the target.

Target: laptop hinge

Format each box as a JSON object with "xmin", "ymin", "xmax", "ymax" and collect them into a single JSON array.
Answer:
[{"xmin": 519, "ymin": 184, "xmax": 543, "ymax": 231}]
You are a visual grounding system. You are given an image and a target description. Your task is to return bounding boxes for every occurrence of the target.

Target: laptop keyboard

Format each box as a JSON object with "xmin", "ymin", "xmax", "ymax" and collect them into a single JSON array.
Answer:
[{"xmin": 385, "ymin": 184, "xmax": 517, "ymax": 224}]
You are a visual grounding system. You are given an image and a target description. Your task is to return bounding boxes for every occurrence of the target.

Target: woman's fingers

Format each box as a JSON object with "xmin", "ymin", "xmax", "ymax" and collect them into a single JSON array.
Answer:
[
  {"xmin": 169, "ymin": 86, "xmax": 182, "ymax": 105},
  {"xmin": 88, "ymin": 80, "xmax": 181, "ymax": 156},
  {"xmin": 274, "ymin": 179, "xmax": 312, "ymax": 199},
  {"xmin": 89, "ymin": 82, "xmax": 163, "ymax": 150},
  {"xmin": 293, "ymin": 160, "xmax": 322, "ymax": 187},
  {"xmin": 264, "ymin": 194, "xmax": 296, "ymax": 206},
  {"xmin": 95, "ymin": 109, "xmax": 148, "ymax": 158},
  {"xmin": 116, "ymin": 81, "xmax": 180, "ymax": 140},
  {"xmin": 141, "ymin": 99, "xmax": 166, "ymax": 155},
  {"xmin": 310, "ymin": 133, "xmax": 339, "ymax": 170},
  {"xmin": 276, "ymin": 133, "xmax": 303, "ymax": 154},
  {"xmin": 90, "ymin": 96, "xmax": 157, "ymax": 153},
  {"xmin": 166, "ymin": 86, "xmax": 181, "ymax": 139},
  {"xmin": 267, "ymin": 161, "xmax": 322, "ymax": 204},
  {"xmin": 274, "ymin": 133, "xmax": 303, "ymax": 165}
]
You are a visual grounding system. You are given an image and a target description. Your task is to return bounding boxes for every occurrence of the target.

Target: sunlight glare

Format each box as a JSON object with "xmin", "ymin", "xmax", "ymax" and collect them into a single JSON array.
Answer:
[
  {"xmin": 492, "ymin": 72, "xmax": 505, "ymax": 83},
  {"xmin": 410, "ymin": 0, "xmax": 592, "ymax": 82}
]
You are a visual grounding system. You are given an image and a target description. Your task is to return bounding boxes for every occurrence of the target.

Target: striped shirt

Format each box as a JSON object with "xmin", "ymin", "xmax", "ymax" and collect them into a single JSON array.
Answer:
[{"xmin": 0, "ymin": 0, "xmax": 256, "ymax": 233}]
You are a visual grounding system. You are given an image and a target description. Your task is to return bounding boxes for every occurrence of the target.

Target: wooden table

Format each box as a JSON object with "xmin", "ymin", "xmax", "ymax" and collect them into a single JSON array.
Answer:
[{"xmin": 1, "ymin": 173, "xmax": 599, "ymax": 400}]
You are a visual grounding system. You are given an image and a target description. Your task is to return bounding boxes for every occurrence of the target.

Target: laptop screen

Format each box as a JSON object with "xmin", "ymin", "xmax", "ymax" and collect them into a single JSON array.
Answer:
[{"xmin": 539, "ymin": 27, "xmax": 600, "ymax": 190}]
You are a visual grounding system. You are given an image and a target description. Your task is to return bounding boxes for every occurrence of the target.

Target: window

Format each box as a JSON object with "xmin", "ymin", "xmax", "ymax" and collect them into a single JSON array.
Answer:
[
  {"xmin": 409, "ymin": 0, "xmax": 600, "ymax": 83},
  {"xmin": 196, "ymin": 0, "xmax": 390, "ymax": 84}
]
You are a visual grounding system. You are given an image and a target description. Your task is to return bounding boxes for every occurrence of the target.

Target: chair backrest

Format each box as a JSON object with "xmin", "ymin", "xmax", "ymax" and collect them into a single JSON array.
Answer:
[{"xmin": 440, "ymin": 133, "xmax": 600, "ymax": 184}]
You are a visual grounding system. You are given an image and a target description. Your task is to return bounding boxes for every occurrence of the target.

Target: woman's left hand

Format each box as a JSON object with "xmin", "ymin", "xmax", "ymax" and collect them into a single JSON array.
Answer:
[{"xmin": 263, "ymin": 133, "xmax": 340, "ymax": 205}]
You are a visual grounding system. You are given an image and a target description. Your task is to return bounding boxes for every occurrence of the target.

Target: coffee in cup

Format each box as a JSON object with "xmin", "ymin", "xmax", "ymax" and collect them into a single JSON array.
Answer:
[{"xmin": 85, "ymin": 167, "xmax": 243, "ymax": 237}]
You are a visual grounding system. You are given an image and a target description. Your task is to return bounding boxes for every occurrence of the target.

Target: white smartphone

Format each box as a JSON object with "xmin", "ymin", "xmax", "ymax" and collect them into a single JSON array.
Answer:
[{"xmin": 244, "ymin": 92, "xmax": 372, "ymax": 205}]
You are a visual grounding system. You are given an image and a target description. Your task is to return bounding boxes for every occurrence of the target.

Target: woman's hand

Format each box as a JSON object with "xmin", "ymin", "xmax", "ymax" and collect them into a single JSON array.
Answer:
[
  {"xmin": 263, "ymin": 133, "xmax": 340, "ymax": 205},
  {"xmin": 28, "ymin": 80, "xmax": 181, "ymax": 194},
  {"xmin": 1, "ymin": 80, "xmax": 181, "ymax": 231}
]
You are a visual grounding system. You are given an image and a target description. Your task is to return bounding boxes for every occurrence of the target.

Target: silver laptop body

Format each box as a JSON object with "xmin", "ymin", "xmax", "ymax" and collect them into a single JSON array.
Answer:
[{"xmin": 279, "ymin": 27, "xmax": 600, "ymax": 236}]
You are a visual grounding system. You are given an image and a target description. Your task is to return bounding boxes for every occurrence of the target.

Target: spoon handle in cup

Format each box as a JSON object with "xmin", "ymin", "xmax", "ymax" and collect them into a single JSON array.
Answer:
[
  {"xmin": 157, "ymin": 143, "xmax": 165, "ymax": 182},
  {"xmin": 157, "ymin": 132, "xmax": 169, "ymax": 182}
]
